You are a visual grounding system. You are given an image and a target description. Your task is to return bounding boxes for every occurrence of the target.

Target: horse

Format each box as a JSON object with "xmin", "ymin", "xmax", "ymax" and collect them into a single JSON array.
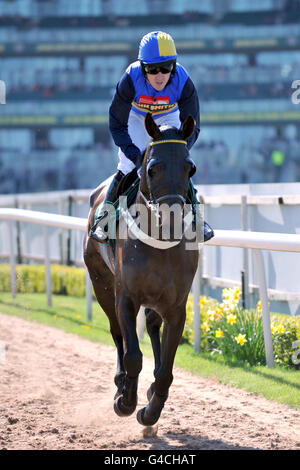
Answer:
[{"xmin": 83, "ymin": 112, "xmax": 199, "ymax": 426}]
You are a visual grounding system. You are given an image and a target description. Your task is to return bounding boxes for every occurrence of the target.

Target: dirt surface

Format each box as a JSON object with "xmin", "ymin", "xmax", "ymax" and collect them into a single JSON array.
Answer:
[{"xmin": 0, "ymin": 313, "xmax": 299, "ymax": 451}]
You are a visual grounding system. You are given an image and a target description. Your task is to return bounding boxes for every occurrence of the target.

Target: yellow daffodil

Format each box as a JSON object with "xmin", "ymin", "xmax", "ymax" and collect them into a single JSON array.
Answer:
[
  {"xmin": 208, "ymin": 309, "xmax": 221, "ymax": 321},
  {"xmin": 201, "ymin": 322, "xmax": 210, "ymax": 332},
  {"xmin": 276, "ymin": 324, "xmax": 285, "ymax": 334},
  {"xmin": 215, "ymin": 328, "xmax": 224, "ymax": 338},
  {"xmin": 221, "ymin": 287, "xmax": 240, "ymax": 314},
  {"xmin": 271, "ymin": 325, "xmax": 276, "ymax": 334},
  {"xmin": 222, "ymin": 287, "xmax": 240, "ymax": 302},
  {"xmin": 234, "ymin": 333, "xmax": 247, "ymax": 346},
  {"xmin": 215, "ymin": 306, "xmax": 224, "ymax": 318},
  {"xmin": 271, "ymin": 324, "xmax": 285, "ymax": 334},
  {"xmin": 208, "ymin": 309, "xmax": 215, "ymax": 321},
  {"xmin": 226, "ymin": 313, "xmax": 237, "ymax": 324},
  {"xmin": 223, "ymin": 303, "xmax": 236, "ymax": 314},
  {"xmin": 256, "ymin": 300, "xmax": 270, "ymax": 311},
  {"xmin": 233, "ymin": 288, "xmax": 241, "ymax": 301}
]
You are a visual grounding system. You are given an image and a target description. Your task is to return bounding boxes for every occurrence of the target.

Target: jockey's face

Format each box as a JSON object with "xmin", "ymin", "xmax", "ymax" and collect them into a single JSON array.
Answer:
[{"xmin": 146, "ymin": 71, "xmax": 171, "ymax": 91}]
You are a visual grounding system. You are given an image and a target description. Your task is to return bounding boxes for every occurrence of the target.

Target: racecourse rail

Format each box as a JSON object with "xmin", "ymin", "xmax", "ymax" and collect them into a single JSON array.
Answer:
[{"xmin": 2, "ymin": 208, "xmax": 300, "ymax": 368}]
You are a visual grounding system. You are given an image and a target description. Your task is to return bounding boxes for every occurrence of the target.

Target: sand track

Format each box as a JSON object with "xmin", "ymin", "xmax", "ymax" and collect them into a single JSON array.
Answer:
[{"xmin": 0, "ymin": 313, "xmax": 299, "ymax": 450}]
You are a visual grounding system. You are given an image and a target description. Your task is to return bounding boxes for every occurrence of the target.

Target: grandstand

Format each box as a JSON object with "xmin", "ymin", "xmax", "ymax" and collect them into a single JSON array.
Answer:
[{"xmin": 0, "ymin": 0, "xmax": 300, "ymax": 193}]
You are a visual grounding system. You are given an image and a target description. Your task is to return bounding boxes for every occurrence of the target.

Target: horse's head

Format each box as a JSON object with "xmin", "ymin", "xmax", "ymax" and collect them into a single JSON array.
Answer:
[{"xmin": 140, "ymin": 113, "xmax": 196, "ymax": 210}]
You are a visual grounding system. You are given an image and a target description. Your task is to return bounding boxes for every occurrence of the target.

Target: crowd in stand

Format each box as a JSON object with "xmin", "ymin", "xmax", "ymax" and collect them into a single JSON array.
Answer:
[{"xmin": 1, "ymin": 0, "xmax": 300, "ymax": 193}]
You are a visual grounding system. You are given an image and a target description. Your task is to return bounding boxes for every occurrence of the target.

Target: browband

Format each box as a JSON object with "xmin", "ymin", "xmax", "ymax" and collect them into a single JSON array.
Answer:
[{"xmin": 150, "ymin": 139, "xmax": 187, "ymax": 146}]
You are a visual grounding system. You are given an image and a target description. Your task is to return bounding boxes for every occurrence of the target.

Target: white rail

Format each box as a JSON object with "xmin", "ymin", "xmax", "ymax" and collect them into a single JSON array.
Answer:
[
  {"xmin": 0, "ymin": 208, "xmax": 92, "ymax": 321},
  {"xmin": 0, "ymin": 207, "xmax": 87, "ymax": 231},
  {"xmin": 2, "ymin": 208, "xmax": 300, "ymax": 368},
  {"xmin": 206, "ymin": 229, "xmax": 300, "ymax": 252}
]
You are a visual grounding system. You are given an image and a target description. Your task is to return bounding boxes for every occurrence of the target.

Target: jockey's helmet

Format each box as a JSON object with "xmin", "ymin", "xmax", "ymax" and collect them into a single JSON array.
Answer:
[{"xmin": 138, "ymin": 31, "xmax": 177, "ymax": 75}]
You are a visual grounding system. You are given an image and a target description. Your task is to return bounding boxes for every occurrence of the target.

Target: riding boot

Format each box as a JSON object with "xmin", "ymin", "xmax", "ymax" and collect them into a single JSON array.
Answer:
[
  {"xmin": 189, "ymin": 181, "xmax": 214, "ymax": 242},
  {"xmin": 90, "ymin": 170, "xmax": 124, "ymax": 243}
]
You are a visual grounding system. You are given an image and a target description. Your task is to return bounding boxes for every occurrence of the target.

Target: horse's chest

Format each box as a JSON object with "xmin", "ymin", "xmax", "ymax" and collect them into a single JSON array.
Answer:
[
  {"xmin": 138, "ymin": 271, "xmax": 179, "ymax": 311},
  {"xmin": 119, "ymin": 250, "xmax": 185, "ymax": 307},
  {"xmin": 124, "ymin": 263, "xmax": 173, "ymax": 291}
]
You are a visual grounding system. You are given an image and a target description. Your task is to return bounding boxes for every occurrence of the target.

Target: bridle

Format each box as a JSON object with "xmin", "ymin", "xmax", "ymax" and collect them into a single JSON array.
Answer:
[
  {"xmin": 140, "ymin": 138, "xmax": 189, "ymax": 223},
  {"xmin": 119, "ymin": 138, "xmax": 195, "ymax": 249}
]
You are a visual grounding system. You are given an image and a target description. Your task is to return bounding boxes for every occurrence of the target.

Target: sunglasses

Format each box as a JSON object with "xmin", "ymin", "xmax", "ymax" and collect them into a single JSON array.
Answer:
[{"xmin": 144, "ymin": 63, "xmax": 173, "ymax": 75}]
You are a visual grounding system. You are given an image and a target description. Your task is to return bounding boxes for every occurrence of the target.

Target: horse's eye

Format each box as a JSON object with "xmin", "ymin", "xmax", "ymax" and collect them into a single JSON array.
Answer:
[{"xmin": 147, "ymin": 161, "xmax": 164, "ymax": 178}]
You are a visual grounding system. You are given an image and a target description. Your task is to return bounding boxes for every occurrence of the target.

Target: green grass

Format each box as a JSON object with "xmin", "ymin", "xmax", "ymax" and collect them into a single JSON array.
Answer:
[
  {"xmin": 0, "ymin": 292, "xmax": 299, "ymax": 409},
  {"xmin": 174, "ymin": 345, "xmax": 300, "ymax": 408},
  {"xmin": 0, "ymin": 292, "xmax": 114, "ymax": 346}
]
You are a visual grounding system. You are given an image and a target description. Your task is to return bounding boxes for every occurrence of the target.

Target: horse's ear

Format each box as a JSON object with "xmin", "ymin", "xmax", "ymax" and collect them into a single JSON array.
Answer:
[
  {"xmin": 180, "ymin": 115, "xmax": 195, "ymax": 140},
  {"xmin": 145, "ymin": 112, "xmax": 161, "ymax": 140}
]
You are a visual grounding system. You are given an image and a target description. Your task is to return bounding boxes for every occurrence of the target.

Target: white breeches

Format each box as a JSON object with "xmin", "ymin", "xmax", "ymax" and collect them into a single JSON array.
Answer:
[{"xmin": 117, "ymin": 109, "xmax": 181, "ymax": 175}]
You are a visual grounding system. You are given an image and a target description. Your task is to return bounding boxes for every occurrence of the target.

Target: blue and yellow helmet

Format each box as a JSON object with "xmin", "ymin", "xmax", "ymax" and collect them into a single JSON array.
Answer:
[{"xmin": 138, "ymin": 31, "xmax": 177, "ymax": 65}]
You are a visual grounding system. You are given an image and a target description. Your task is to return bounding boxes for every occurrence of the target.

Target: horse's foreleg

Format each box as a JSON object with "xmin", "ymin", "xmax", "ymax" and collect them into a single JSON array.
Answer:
[
  {"xmin": 110, "ymin": 325, "xmax": 125, "ymax": 400},
  {"xmin": 92, "ymin": 284, "xmax": 125, "ymax": 398},
  {"xmin": 137, "ymin": 306, "xmax": 186, "ymax": 426},
  {"xmin": 114, "ymin": 293, "xmax": 142, "ymax": 417},
  {"xmin": 84, "ymin": 244, "xmax": 125, "ymax": 399},
  {"xmin": 145, "ymin": 308, "xmax": 162, "ymax": 401}
]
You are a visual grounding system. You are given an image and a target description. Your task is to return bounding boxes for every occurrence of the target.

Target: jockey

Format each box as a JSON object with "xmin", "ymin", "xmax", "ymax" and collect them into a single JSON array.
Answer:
[{"xmin": 90, "ymin": 31, "xmax": 214, "ymax": 243}]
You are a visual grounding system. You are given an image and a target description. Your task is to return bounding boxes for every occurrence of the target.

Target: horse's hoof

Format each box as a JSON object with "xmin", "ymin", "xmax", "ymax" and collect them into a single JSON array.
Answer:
[
  {"xmin": 137, "ymin": 407, "xmax": 159, "ymax": 427},
  {"xmin": 113, "ymin": 395, "xmax": 137, "ymax": 417}
]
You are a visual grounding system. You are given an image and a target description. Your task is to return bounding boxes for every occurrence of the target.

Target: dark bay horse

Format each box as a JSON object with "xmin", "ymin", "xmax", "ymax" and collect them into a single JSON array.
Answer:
[{"xmin": 83, "ymin": 113, "xmax": 199, "ymax": 426}]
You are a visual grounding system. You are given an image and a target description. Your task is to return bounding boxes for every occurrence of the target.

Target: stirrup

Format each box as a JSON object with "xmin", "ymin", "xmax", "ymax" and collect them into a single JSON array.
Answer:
[
  {"xmin": 204, "ymin": 221, "xmax": 214, "ymax": 242},
  {"xmin": 89, "ymin": 210, "xmax": 109, "ymax": 242}
]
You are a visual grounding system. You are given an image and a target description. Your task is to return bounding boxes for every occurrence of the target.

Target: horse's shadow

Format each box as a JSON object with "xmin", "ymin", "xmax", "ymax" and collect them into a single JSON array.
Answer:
[{"xmin": 135, "ymin": 432, "xmax": 258, "ymax": 450}]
